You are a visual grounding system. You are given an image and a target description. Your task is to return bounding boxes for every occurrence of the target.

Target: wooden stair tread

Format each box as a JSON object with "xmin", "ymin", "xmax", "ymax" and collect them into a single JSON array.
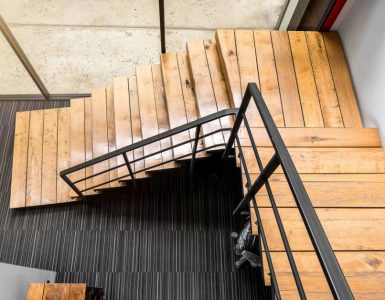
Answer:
[
  {"xmin": 261, "ymin": 251, "xmax": 385, "ymax": 298},
  {"xmin": 216, "ymin": 29, "xmax": 362, "ymax": 128},
  {"xmin": 187, "ymin": 39, "xmax": 231, "ymax": 150},
  {"xmin": 250, "ymin": 181, "xmax": 385, "ymax": 208},
  {"xmin": 242, "ymin": 147, "xmax": 385, "ymax": 174},
  {"xmin": 136, "ymin": 65, "xmax": 176, "ymax": 172},
  {"xmin": 238, "ymin": 127, "xmax": 381, "ymax": 148}
]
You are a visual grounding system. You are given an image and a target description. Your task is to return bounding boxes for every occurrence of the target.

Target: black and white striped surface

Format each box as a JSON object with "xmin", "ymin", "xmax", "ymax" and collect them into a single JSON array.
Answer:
[{"xmin": 0, "ymin": 101, "xmax": 270, "ymax": 299}]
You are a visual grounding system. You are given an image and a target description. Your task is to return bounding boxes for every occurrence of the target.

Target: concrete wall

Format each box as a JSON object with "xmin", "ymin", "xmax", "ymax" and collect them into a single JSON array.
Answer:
[
  {"xmin": 0, "ymin": 263, "xmax": 56, "ymax": 299},
  {"xmin": 334, "ymin": 0, "xmax": 385, "ymax": 145}
]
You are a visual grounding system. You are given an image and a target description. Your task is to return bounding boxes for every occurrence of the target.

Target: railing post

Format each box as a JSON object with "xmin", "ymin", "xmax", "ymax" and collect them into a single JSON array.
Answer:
[
  {"xmin": 189, "ymin": 124, "xmax": 201, "ymax": 189},
  {"xmin": 159, "ymin": 0, "xmax": 166, "ymax": 53},
  {"xmin": 60, "ymin": 174, "xmax": 86, "ymax": 201},
  {"xmin": 0, "ymin": 15, "xmax": 50, "ymax": 100},
  {"xmin": 123, "ymin": 152, "xmax": 137, "ymax": 191}
]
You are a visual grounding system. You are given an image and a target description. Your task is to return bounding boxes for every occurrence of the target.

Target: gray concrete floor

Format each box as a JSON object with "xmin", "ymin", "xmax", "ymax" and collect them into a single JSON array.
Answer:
[{"xmin": 0, "ymin": 0, "xmax": 285, "ymax": 94}]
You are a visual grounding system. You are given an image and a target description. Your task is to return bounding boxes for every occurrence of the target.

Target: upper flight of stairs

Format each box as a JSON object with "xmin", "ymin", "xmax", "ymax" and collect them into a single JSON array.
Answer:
[{"xmin": 9, "ymin": 29, "xmax": 385, "ymax": 298}]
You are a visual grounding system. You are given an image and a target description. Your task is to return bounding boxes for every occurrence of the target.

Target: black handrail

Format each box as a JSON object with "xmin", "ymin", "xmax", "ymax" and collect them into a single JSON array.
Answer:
[
  {"xmin": 223, "ymin": 83, "xmax": 354, "ymax": 300},
  {"xmin": 61, "ymin": 83, "xmax": 354, "ymax": 299}
]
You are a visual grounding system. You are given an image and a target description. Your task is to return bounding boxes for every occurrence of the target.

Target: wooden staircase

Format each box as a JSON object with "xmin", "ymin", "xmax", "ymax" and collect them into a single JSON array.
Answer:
[{"xmin": 9, "ymin": 29, "xmax": 385, "ymax": 298}]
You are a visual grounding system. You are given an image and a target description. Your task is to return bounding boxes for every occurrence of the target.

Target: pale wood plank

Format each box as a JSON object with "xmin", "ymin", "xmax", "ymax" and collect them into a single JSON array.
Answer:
[
  {"xmin": 234, "ymin": 29, "xmax": 262, "ymax": 127},
  {"xmin": 215, "ymin": 29, "xmax": 242, "ymax": 107},
  {"xmin": 204, "ymin": 39, "xmax": 233, "ymax": 142},
  {"xmin": 323, "ymin": 32, "xmax": 362, "ymax": 127},
  {"xmin": 176, "ymin": 51, "xmax": 206, "ymax": 157},
  {"xmin": 128, "ymin": 76, "xmax": 148, "ymax": 179},
  {"xmin": 113, "ymin": 77, "xmax": 132, "ymax": 180},
  {"xmin": 91, "ymin": 87, "xmax": 110, "ymax": 189},
  {"xmin": 41, "ymin": 109, "xmax": 58, "ymax": 205},
  {"xmin": 84, "ymin": 97, "xmax": 96, "ymax": 195},
  {"xmin": 57, "ymin": 108, "xmax": 71, "ymax": 203},
  {"xmin": 10, "ymin": 111, "xmax": 30, "ymax": 208},
  {"xmin": 238, "ymin": 127, "xmax": 381, "ymax": 148},
  {"xmin": 136, "ymin": 65, "xmax": 163, "ymax": 170},
  {"xmin": 69, "ymin": 284, "xmax": 86, "ymax": 300},
  {"xmin": 106, "ymin": 86, "xmax": 120, "ymax": 187},
  {"xmin": 256, "ymin": 207, "xmax": 385, "ymax": 251},
  {"xmin": 289, "ymin": 31, "xmax": 324, "ymax": 127},
  {"xmin": 264, "ymin": 252, "xmax": 385, "ymax": 298},
  {"xmin": 271, "ymin": 31, "xmax": 304, "ymax": 127},
  {"xmin": 254, "ymin": 30, "xmax": 284, "ymax": 127},
  {"xmin": 243, "ymin": 147, "xmax": 385, "ymax": 174},
  {"xmin": 306, "ymin": 32, "xmax": 344, "ymax": 127},
  {"xmin": 27, "ymin": 283, "xmax": 45, "ymax": 300},
  {"xmin": 152, "ymin": 64, "xmax": 174, "ymax": 169},
  {"xmin": 246, "ymin": 173, "xmax": 385, "ymax": 184},
  {"xmin": 252, "ymin": 181, "xmax": 385, "ymax": 207},
  {"xmin": 43, "ymin": 284, "xmax": 70, "ymax": 300},
  {"xmin": 187, "ymin": 40, "xmax": 223, "ymax": 149},
  {"xmin": 161, "ymin": 52, "xmax": 192, "ymax": 158},
  {"xmin": 26, "ymin": 110, "xmax": 44, "ymax": 206},
  {"xmin": 70, "ymin": 98, "xmax": 86, "ymax": 198}
]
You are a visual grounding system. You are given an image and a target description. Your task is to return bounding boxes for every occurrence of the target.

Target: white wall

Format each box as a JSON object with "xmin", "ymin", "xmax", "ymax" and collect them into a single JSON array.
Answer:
[
  {"xmin": 334, "ymin": 0, "xmax": 385, "ymax": 145},
  {"xmin": 0, "ymin": 263, "xmax": 56, "ymax": 299}
]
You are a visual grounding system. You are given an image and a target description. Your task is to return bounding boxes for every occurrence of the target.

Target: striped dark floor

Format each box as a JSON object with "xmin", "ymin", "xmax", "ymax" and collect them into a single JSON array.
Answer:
[{"xmin": 0, "ymin": 100, "xmax": 270, "ymax": 299}]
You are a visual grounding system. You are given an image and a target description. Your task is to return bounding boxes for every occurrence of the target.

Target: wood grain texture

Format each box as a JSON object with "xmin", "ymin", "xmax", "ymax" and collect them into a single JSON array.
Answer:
[
  {"xmin": 215, "ymin": 29, "xmax": 242, "ymax": 107},
  {"xmin": 10, "ymin": 111, "xmax": 30, "ymax": 208},
  {"xmin": 41, "ymin": 109, "xmax": 58, "ymax": 204},
  {"xmin": 176, "ymin": 51, "xmax": 206, "ymax": 156},
  {"xmin": 91, "ymin": 87, "xmax": 110, "ymax": 189},
  {"xmin": 238, "ymin": 127, "xmax": 381, "ymax": 148},
  {"xmin": 255, "ymin": 207, "xmax": 385, "ymax": 251},
  {"xmin": 26, "ymin": 110, "xmax": 44, "ymax": 206},
  {"xmin": 187, "ymin": 40, "xmax": 223, "ymax": 149},
  {"xmin": 323, "ymin": 32, "xmax": 362, "ymax": 127},
  {"xmin": 27, "ymin": 283, "xmax": 45, "ymax": 300},
  {"xmin": 113, "ymin": 77, "xmax": 132, "ymax": 180},
  {"xmin": 84, "ymin": 97, "xmax": 98, "ymax": 195},
  {"xmin": 161, "ymin": 52, "xmax": 192, "ymax": 158},
  {"xmin": 243, "ymin": 147, "xmax": 385, "ymax": 174},
  {"xmin": 57, "ymin": 108, "xmax": 71, "ymax": 203},
  {"xmin": 254, "ymin": 30, "xmax": 284, "ymax": 127},
  {"xmin": 289, "ymin": 31, "xmax": 324, "ymax": 127},
  {"xmin": 69, "ymin": 284, "xmax": 86, "ymax": 300},
  {"xmin": 69, "ymin": 98, "xmax": 86, "ymax": 198},
  {"xmin": 234, "ymin": 30, "xmax": 262, "ymax": 127},
  {"xmin": 43, "ymin": 283, "xmax": 70, "ymax": 300},
  {"xmin": 251, "ymin": 181, "xmax": 385, "ymax": 207},
  {"xmin": 136, "ymin": 65, "xmax": 163, "ymax": 170},
  {"xmin": 271, "ymin": 31, "xmax": 304, "ymax": 127},
  {"xmin": 306, "ymin": 32, "xmax": 343, "ymax": 127},
  {"xmin": 128, "ymin": 76, "xmax": 148, "ymax": 179},
  {"xmin": 106, "ymin": 86, "xmax": 120, "ymax": 188},
  {"xmin": 203, "ymin": 39, "xmax": 232, "ymax": 141},
  {"xmin": 152, "ymin": 64, "xmax": 174, "ymax": 169}
]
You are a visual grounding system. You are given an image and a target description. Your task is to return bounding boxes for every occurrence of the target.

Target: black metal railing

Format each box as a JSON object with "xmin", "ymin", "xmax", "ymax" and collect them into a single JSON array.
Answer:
[
  {"xmin": 222, "ymin": 83, "xmax": 354, "ymax": 300},
  {"xmin": 61, "ymin": 82, "xmax": 353, "ymax": 299},
  {"xmin": 60, "ymin": 108, "xmax": 237, "ymax": 200}
]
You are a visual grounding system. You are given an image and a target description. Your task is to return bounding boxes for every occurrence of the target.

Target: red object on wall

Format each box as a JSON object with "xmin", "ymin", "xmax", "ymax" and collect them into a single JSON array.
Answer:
[{"xmin": 322, "ymin": 0, "xmax": 347, "ymax": 31}]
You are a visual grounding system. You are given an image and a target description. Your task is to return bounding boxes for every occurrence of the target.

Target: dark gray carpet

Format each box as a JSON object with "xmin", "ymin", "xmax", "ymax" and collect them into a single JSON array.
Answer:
[{"xmin": 0, "ymin": 100, "xmax": 270, "ymax": 299}]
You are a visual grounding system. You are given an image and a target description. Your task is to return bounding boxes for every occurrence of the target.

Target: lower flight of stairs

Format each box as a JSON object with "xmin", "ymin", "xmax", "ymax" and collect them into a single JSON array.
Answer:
[{"xmin": 9, "ymin": 29, "xmax": 385, "ymax": 299}]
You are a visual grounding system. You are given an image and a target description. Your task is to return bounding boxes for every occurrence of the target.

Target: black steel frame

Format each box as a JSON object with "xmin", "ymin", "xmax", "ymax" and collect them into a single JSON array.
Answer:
[
  {"xmin": 61, "ymin": 82, "xmax": 353, "ymax": 299},
  {"xmin": 223, "ymin": 83, "xmax": 354, "ymax": 300}
]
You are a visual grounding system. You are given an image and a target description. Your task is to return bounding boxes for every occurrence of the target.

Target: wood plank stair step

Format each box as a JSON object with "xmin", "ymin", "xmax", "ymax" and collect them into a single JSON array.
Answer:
[
  {"xmin": 261, "ymin": 251, "xmax": 385, "ymax": 298},
  {"xmin": 238, "ymin": 127, "xmax": 381, "ymax": 148},
  {"xmin": 242, "ymin": 147, "xmax": 385, "ymax": 174},
  {"xmin": 136, "ymin": 65, "xmax": 177, "ymax": 172},
  {"xmin": 187, "ymin": 39, "xmax": 231, "ymax": 150}
]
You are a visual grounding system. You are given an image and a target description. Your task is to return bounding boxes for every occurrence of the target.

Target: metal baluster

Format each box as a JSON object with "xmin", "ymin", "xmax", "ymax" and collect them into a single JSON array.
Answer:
[
  {"xmin": 123, "ymin": 152, "xmax": 137, "ymax": 191},
  {"xmin": 189, "ymin": 124, "xmax": 201, "ymax": 189}
]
